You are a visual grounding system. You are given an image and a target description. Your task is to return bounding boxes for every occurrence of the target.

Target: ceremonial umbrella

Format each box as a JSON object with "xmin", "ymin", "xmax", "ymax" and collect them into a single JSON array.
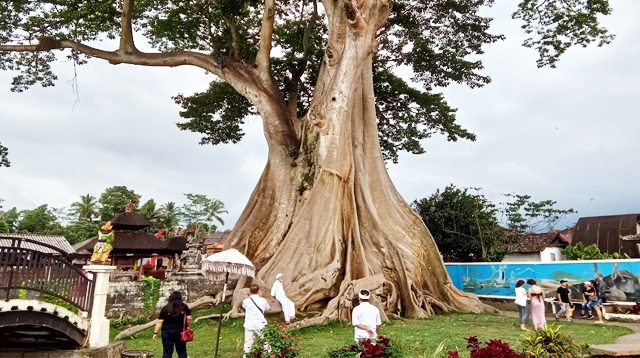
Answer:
[{"xmin": 201, "ymin": 248, "xmax": 255, "ymax": 358}]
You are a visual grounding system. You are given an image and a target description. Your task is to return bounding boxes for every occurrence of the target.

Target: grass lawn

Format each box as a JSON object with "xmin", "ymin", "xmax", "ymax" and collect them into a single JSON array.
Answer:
[{"xmin": 113, "ymin": 311, "xmax": 632, "ymax": 357}]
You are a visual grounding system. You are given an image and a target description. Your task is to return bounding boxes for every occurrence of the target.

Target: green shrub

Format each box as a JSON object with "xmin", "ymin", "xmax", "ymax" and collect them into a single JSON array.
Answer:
[
  {"xmin": 18, "ymin": 282, "xmax": 28, "ymax": 300},
  {"xmin": 141, "ymin": 275, "xmax": 161, "ymax": 316},
  {"xmin": 564, "ymin": 242, "xmax": 630, "ymax": 260},
  {"xmin": 521, "ymin": 324, "xmax": 586, "ymax": 357},
  {"xmin": 42, "ymin": 293, "xmax": 79, "ymax": 314}
]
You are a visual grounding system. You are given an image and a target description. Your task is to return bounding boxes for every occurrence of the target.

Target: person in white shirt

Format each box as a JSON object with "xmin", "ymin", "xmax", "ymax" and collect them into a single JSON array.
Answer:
[
  {"xmin": 514, "ymin": 279, "xmax": 529, "ymax": 331},
  {"xmin": 351, "ymin": 289, "xmax": 381, "ymax": 343},
  {"xmin": 271, "ymin": 273, "xmax": 296, "ymax": 324},
  {"xmin": 242, "ymin": 284, "xmax": 270, "ymax": 357}
]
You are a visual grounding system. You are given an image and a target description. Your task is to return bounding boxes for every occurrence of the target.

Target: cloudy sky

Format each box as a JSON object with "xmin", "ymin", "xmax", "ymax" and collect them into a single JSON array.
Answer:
[{"xmin": 1, "ymin": 1, "xmax": 638, "ymax": 230}]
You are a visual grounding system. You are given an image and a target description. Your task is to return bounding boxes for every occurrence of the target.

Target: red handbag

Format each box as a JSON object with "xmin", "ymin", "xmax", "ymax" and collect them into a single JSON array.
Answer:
[{"xmin": 180, "ymin": 311, "xmax": 194, "ymax": 343}]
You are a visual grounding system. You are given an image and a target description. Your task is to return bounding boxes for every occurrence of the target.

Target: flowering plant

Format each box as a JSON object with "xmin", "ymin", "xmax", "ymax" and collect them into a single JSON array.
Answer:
[
  {"xmin": 447, "ymin": 336, "xmax": 525, "ymax": 358},
  {"xmin": 328, "ymin": 335, "xmax": 399, "ymax": 358},
  {"xmin": 249, "ymin": 324, "xmax": 301, "ymax": 358},
  {"xmin": 627, "ymin": 303, "xmax": 640, "ymax": 315}
]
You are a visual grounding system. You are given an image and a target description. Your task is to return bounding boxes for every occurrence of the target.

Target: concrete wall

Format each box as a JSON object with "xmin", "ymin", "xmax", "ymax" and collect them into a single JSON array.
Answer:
[
  {"xmin": 502, "ymin": 248, "xmax": 564, "ymax": 262},
  {"xmin": 106, "ymin": 276, "xmax": 221, "ymax": 318},
  {"xmin": 502, "ymin": 253, "xmax": 539, "ymax": 262},
  {"xmin": 540, "ymin": 247, "xmax": 563, "ymax": 262}
]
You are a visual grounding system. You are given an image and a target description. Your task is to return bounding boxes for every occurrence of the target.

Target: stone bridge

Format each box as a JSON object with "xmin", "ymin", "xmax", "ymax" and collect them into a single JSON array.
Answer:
[{"xmin": 0, "ymin": 236, "xmax": 114, "ymax": 349}]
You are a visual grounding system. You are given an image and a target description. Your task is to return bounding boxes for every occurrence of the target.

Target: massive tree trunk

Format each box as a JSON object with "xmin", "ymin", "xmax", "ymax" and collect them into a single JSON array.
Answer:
[{"xmin": 225, "ymin": 0, "xmax": 489, "ymax": 322}]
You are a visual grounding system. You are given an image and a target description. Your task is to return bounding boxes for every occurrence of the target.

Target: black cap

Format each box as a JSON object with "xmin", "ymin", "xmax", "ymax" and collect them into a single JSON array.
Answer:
[{"xmin": 559, "ymin": 279, "xmax": 568, "ymax": 283}]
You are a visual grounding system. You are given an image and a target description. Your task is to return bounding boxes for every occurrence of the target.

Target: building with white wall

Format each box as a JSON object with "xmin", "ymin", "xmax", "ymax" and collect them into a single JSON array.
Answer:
[{"xmin": 502, "ymin": 229, "xmax": 572, "ymax": 262}]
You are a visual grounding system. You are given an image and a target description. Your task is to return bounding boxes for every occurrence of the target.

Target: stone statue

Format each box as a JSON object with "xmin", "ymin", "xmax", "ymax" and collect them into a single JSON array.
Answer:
[
  {"xmin": 174, "ymin": 253, "xmax": 182, "ymax": 272},
  {"xmin": 90, "ymin": 221, "xmax": 115, "ymax": 264}
]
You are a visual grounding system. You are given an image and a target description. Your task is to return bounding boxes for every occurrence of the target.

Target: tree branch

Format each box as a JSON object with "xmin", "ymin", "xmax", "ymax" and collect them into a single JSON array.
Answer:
[
  {"xmin": 0, "ymin": 38, "xmax": 223, "ymax": 78},
  {"xmin": 255, "ymin": 0, "xmax": 276, "ymax": 76},
  {"xmin": 224, "ymin": 16, "xmax": 242, "ymax": 61},
  {"xmin": 119, "ymin": 0, "xmax": 137, "ymax": 53},
  {"xmin": 303, "ymin": 0, "xmax": 319, "ymax": 55}
]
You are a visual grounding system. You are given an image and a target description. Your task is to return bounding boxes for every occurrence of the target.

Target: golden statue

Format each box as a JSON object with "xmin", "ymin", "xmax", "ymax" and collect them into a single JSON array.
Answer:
[{"xmin": 90, "ymin": 221, "xmax": 115, "ymax": 264}]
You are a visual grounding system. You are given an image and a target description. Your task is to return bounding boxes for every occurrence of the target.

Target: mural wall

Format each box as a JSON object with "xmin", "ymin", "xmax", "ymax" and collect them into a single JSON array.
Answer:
[{"xmin": 445, "ymin": 259, "xmax": 640, "ymax": 302}]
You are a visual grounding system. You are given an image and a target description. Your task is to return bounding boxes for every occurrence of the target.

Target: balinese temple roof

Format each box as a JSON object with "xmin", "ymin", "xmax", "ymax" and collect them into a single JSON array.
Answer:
[
  {"xmin": 75, "ymin": 232, "xmax": 185, "ymax": 257},
  {"xmin": 166, "ymin": 236, "xmax": 188, "ymax": 251},
  {"xmin": 110, "ymin": 202, "xmax": 150, "ymax": 231},
  {"xmin": 74, "ymin": 202, "xmax": 186, "ymax": 257}
]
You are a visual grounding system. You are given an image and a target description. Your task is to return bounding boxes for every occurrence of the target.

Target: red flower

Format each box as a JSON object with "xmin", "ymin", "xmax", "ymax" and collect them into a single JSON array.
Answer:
[
  {"xmin": 377, "ymin": 335, "xmax": 391, "ymax": 346},
  {"xmin": 466, "ymin": 336, "xmax": 480, "ymax": 350},
  {"xmin": 361, "ymin": 340, "xmax": 385, "ymax": 357},
  {"xmin": 447, "ymin": 352, "xmax": 461, "ymax": 358}
]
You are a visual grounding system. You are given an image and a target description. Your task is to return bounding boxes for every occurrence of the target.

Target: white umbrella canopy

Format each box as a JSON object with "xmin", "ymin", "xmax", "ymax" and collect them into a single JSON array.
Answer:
[
  {"xmin": 201, "ymin": 248, "xmax": 255, "ymax": 358},
  {"xmin": 201, "ymin": 248, "xmax": 255, "ymax": 277}
]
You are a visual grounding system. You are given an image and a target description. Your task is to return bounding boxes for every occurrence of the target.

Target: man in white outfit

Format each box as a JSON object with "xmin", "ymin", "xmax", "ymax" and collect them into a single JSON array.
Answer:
[
  {"xmin": 242, "ymin": 284, "xmax": 270, "ymax": 357},
  {"xmin": 352, "ymin": 289, "xmax": 381, "ymax": 343},
  {"xmin": 271, "ymin": 273, "xmax": 296, "ymax": 323}
]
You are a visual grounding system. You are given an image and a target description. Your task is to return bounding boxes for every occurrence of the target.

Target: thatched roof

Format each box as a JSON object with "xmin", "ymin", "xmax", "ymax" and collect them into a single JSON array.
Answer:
[
  {"xmin": 573, "ymin": 213, "xmax": 640, "ymax": 257},
  {"xmin": 505, "ymin": 229, "xmax": 571, "ymax": 254},
  {"xmin": 110, "ymin": 211, "xmax": 150, "ymax": 231},
  {"xmin": 166, "ymin": 236, "xmax": 187, "ymax": 251},
  {"xmin": 75, "ymin": 231, "xmax": 184, "ymax": 256}
]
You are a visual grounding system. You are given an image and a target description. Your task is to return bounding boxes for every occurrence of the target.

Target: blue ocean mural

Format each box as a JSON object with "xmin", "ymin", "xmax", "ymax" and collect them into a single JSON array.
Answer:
[{"xmin": 445, "ymin": 260, "xmax": 640, "ymax": 302}]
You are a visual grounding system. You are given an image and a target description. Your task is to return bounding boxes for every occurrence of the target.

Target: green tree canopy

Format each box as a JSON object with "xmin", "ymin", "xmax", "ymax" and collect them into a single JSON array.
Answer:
[
  {"xmin": 0, "ymin": 204, "xmax": 19, "ymax": 233},
  {"xmin": 64, "ymin": 219, "xmax": 100, "ymax": 245},
  {"xmin": 414, "ymin": 185, "xmax": 577, "ymax": 261},
  {"xmin": 98, "ymin": 185, "xmax": 140, "ymax": 222},
  {"xmin": 498, "ymin": 193, "xmax": 577, "ymax": 234},
  {"xmin": 16, "ymin": 204, "xmax": 63, "ymax": 233},
  {"xmin": 413, "ymin": 185, "xmax": 500, "ymax": 261},
  {"xmin": 0, "ymin": 142, "xmax": 9, "ymax": 167}
]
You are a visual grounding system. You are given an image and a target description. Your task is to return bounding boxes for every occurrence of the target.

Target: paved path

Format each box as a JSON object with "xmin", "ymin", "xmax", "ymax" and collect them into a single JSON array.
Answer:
[{"xmin": 589, "ymin": 320, "xmax": 640, "ymax": 356}]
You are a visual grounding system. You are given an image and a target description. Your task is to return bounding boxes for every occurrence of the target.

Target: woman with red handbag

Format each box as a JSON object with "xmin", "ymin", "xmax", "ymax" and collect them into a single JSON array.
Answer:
[{"xmin": 153, "ymin": 291, "xmax": 193, "ymax": 358}]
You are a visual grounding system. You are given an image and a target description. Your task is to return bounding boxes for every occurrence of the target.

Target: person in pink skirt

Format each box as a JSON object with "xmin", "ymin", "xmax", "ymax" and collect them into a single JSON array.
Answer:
[{"xmin": 526, "ymin": 279, "xmax": 546, "ymax": 330}]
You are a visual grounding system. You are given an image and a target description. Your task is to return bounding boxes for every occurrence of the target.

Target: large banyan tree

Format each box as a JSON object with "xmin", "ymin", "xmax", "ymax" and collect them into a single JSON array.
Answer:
[{"xmin": 0, "ymin": 0, "xmax": 612, "ymax": 320}]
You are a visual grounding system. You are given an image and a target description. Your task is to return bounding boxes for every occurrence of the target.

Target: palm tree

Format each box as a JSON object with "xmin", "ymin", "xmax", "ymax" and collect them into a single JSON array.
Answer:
[
  {"xmin": 204, "ymin": 198, "xmax": 227, "ymax": 235},
  {"xmin": 179, "ymin": 194, "xmax": 228, "ymax": 235},
  {"xmin": 140, "ymin": 199, "xmax": 163, "ymax": 230},
  {"xmin": 70, "ymin": 194, "xmax": 98, "ymax": 222},
  {"xmin": 159, "ymin": 201, "xmax": 180, "ymax": 230}
]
